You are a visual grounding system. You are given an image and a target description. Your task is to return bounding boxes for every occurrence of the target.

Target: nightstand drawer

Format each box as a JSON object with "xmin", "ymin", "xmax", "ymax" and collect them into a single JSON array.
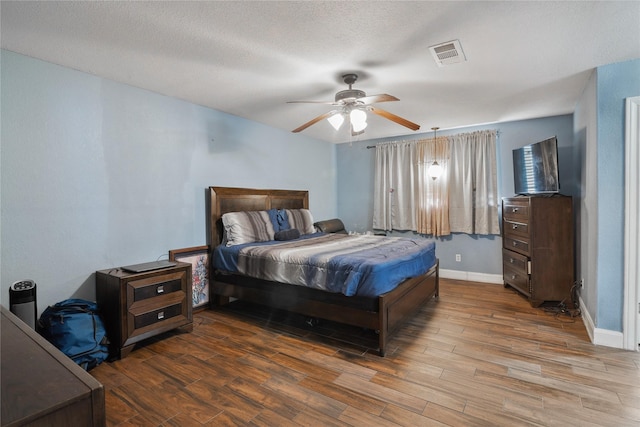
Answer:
[
  {"xmin": 132, "ymin": 277, "xmax": 183, "ymax": 302},
  {"xmin": 133, "ymin": 303, "xmax": 183, "ymax": 329}
]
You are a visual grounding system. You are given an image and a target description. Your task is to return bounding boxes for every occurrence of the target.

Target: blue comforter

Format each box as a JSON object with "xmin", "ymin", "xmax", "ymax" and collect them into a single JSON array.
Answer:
[{"xmin": 213, "ymin": 233, "xmax": 436, "ymax": 297}]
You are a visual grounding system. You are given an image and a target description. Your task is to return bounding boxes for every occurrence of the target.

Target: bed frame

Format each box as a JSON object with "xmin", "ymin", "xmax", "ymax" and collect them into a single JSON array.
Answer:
[{"xmin": 206, "ymin": 186, "xmax": 439, "ymax": 356}]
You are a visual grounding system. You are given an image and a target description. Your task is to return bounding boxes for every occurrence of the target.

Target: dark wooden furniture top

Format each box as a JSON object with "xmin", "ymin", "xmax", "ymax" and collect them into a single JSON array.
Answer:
[
  {"xmin": 96, "ymin": 262, "xmax": 193, "ymax": 359},
  {"xmin": 206, "ymin": 186, "xmax": 439, "ymax": 356},
  {"xmin": 1, "ymin": 306, "xmax": 105, "ymax": 427}
]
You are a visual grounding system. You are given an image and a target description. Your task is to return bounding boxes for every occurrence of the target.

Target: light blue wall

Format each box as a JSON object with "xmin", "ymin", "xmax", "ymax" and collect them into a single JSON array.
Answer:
[
  {"xmin": 336, "ymin": 115, "xmax": 575, "ymax": 274},
  {"xmin": 0, "ymin": 50, "xmax": 337, "ymax": 313},
  {"xmin": 594, "ymin": 59, "xmax": 640, "ymax": 331}
]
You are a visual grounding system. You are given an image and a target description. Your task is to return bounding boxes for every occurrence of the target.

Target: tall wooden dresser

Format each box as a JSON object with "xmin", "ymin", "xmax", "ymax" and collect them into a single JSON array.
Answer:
[{"xmin": 502, "ymin": 195, "xmax": 574, "ymax": 307}]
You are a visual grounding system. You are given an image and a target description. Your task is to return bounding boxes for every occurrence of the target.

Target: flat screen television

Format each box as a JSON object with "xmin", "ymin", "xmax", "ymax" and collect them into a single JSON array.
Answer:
[{"xmin": 512, "ymin": 136, "xmax": 560, "ymax": 195}]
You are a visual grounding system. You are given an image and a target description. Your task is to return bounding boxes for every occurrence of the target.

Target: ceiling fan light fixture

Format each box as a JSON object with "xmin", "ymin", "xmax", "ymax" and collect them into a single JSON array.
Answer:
[
  {"xmin": 351, "ymin": 121, "xmax": 367, "ymax": 133},
  {"xmin": 350, "ymin": 108, "xmax": 367, "ymax": 132},
  {"xmin": 327, "ymin": 113, "xmax": 344, "ymax": 130}
]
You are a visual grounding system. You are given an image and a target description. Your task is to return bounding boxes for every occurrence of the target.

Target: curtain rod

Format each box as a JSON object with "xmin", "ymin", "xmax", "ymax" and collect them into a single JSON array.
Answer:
[{"xmin": 365, "ymin": 129, "xmax": 500, "ymax": 149}]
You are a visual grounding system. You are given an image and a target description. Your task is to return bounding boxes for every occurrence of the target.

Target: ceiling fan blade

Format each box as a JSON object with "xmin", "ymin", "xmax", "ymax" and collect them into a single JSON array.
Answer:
[
  {"xmin": 370, "ymin": 107, "xmax": 420, "ymax": 131},
  {"xmin": 357, "ymin": 94, "xmax": 399, "ymax": 104},
  {"xmin": 292, "ymin": 110, "xmax": 339, "ymax": 133}
]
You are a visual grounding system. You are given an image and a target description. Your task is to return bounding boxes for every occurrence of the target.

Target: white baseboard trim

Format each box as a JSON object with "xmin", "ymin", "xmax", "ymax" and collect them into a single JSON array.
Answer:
[
  {"xmin": 578, "ymin": 294, "xmax": 624, "ymax": 349},
  {"xmin": 594, "ymin": 328, "xmax": 624, "ymax": 348},
  {"xmin": 440, "ymin": 269, "xmax": 503, "ymax": 284},
  {"xmin": 579, "ymin": 294, "xmax": 595, "ymax": 343}
]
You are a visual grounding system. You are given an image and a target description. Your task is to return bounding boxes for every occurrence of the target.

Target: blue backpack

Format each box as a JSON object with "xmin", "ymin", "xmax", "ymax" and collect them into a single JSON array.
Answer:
[{"xmin": 38, "ymin": 299, "xmax": 110, "ymax": 371}]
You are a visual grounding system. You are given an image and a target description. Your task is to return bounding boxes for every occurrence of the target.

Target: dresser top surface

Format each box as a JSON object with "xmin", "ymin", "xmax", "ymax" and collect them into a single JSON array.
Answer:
[{"xmin": 1, "ymin": 306, "xmax": 103, "ymax": 425}]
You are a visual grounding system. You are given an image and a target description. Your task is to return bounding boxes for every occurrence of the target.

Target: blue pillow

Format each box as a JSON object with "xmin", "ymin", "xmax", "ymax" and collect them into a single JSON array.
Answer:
[
  {"xmin": 276, "ymin": 209, "xmax": 291, "ymax": 230},
  {"xmin": 267, "ymin": 208, "xmax": 291, "ymax": 231},
  {"xmin": 266, "ymin": 209, "xmax": 280, "ymax": 231}
]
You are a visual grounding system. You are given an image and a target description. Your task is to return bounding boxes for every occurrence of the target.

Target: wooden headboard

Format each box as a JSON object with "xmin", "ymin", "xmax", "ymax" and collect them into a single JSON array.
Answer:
[{"xmin": 207, "ymin": 186, "xmax": 309, "ymax": 248}]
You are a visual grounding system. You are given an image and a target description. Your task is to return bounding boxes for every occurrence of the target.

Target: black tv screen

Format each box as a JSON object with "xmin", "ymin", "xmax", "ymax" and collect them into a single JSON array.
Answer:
[{"xmin": 513, "ymin": 136, "xmax": 560, "ymax": 195}]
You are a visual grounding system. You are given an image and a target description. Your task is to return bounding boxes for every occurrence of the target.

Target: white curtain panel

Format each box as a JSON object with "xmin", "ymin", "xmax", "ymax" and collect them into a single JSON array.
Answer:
[
  {"xmin": 448, "ymin": 130, "xmax": 500, "ymax": 235},
  {"xmin": 373, "ymin": 130, "xmax": 499, "ymax": 236},
  {"xmin": 373, "ymin": 142, "xmax": 417, "ymax": 231}
]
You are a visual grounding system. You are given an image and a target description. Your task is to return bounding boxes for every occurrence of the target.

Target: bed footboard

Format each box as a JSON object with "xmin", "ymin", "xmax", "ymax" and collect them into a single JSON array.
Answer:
[
  {"xmin": 377, "ymin": 260, "xmax": 439, "ymax": 356},
  {"xmin": 211, "ymin": 275, "xmax": 380, "ymax": 331}
]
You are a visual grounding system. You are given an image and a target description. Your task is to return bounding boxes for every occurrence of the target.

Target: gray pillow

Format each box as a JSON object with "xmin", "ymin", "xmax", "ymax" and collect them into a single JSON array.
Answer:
[{"xmin": 274, "ymin": 228, "xmax": 301, "ymax": 241}]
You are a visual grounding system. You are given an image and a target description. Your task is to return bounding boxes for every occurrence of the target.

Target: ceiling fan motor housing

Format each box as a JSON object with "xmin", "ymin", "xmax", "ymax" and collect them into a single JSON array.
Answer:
[{"xmin": 335, "ymin": 89, "xmax": 366, "ymax": 103}]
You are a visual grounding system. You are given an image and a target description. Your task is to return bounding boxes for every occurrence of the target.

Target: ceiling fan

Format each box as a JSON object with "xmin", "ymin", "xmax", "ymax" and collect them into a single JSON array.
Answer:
[{"xmin": 288, "ymin": 73, "xmax": 420, "ymax": 136}]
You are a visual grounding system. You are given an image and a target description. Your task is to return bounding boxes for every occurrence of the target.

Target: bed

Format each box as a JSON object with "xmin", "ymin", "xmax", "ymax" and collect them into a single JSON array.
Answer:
[{"xmin": 206, "ymin": 186, "xmax": 439, "ymax": 356}]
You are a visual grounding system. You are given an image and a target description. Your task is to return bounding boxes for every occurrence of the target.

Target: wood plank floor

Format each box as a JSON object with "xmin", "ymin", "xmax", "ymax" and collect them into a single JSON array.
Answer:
[{"xmin": 90, "ymin": 278, "xmax": 640, "ymax": 426}]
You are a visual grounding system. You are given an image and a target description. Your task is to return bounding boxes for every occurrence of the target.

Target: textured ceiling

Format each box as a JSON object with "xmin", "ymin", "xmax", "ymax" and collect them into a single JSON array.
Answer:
[{"xmin": 1, "ymin": 1, "xmax": 639, "ymax": 143}]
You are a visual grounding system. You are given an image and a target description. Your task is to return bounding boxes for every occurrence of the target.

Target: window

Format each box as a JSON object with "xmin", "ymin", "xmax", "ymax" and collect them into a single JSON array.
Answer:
[{"xmin": 373, "ymin": 130, "xmax": 499, "ymax": 237}]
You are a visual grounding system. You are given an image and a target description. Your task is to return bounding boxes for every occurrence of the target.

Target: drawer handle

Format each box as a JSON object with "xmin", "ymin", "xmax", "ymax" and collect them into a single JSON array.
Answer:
[
  {"xmin": 512, "ymin": 241, "xmax": 518, "ymax": 247},
  {"xmin": 512, "ymin": 208, "xmax": 518, "ymax": 213},
  {"xmin": 157, "ymin": 311, "xmax": 165, "ymax": 320},
  {"xmin": 512, "ymin": 224, "xmax": 518, "ymax": 230},
  {"xmin": 511, "ymin": 275, "xmax": 517, "ymax": 280},
  {"xmin": 509, "ymin": 258, "xmax": 514, "ymax": 263},
  {"xmin": 157, "ymin": 285, "xmax": 164, "ymax": 294}
]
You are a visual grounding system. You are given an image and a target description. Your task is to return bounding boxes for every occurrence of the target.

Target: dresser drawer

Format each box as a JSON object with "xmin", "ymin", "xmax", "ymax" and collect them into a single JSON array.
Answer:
[
  {"xmin": 503, "ymin": 199, "xmax": 530, "ymax": 222},
  {"xmin": 503, "ymin": 219, "xmax": 529, "ymax": 240},
  {"xmin": 503, "ymin": 235, "xmax": 530, "ymax": 256},
  {"xmin": 502, "ymin": 249, "xmax": 529, "ymax": 274},
  {"xmin": 503, "ymin": 264, "xmax": 531, "ymax": 297}
]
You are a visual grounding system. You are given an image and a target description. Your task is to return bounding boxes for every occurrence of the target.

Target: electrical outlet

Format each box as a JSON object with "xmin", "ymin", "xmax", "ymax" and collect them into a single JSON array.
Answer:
[
  {"xmin": 455, "ymin": 254, "xmax": 461, "ymax": 262},
  {"xmin": 580, "ymin": 278, "xmax": 584, "ymax": 288}
]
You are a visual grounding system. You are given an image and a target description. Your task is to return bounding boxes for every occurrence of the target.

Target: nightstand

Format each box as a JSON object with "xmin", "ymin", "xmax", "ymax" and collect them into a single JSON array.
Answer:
[{"xmin": 96, "ymin": 262, "xmax": 193, "ymax": 359}]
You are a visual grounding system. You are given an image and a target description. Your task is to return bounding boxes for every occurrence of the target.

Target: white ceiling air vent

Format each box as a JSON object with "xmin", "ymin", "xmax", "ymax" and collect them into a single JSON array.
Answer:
[{"xmin": 429, "ymin": 40, "xmax": 466, "ymax": 67}]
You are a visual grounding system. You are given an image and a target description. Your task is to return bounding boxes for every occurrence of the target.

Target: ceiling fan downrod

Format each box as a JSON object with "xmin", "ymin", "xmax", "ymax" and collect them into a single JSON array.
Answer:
[{"xmin": 342, "ymin": 73, "xmax": 358, "ymax": 89}]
